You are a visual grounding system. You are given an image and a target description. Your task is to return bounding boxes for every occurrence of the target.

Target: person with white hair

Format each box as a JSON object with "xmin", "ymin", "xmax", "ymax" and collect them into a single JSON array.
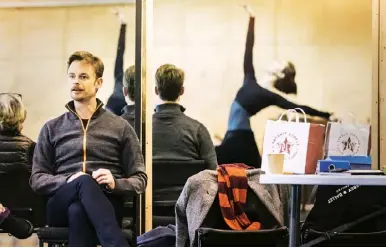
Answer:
[
  {"xmin": 0, "ymin": 93, "xmax": 34, "ymax": 239},
  {"xmin": 0, "ymin": 93, "xmax": 34, "ymax": 172},
  {"xmin": 215, "ymin": 5, "xmax": 332, "ymax": 168}
]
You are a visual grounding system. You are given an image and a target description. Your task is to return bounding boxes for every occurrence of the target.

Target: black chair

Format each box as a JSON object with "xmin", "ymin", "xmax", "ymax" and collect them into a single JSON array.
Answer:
[
  {"xmin": 152, "ymin": 160, "xmax": 207, "ymax": 227},
  {"xmin": 196, "ymin": 227, "xmax": 288, "ymax": 247},
  {"xmin": 194, "ymin": 189, "xmax": 288, "ymax": 246},
  {"xmin": 36, "ymin": 195, "xmax": 139, "ymax": 247},
  {"xmin": 302, "ymin": 229, "xmax": 386, "ymax": 247},
  {"xmin": 0, "ymin": 169, "xmax": 46, "ymax": 234},
  {"xmin": 301, "ymin": 211, "xmax": 386, "ymax": 247}
]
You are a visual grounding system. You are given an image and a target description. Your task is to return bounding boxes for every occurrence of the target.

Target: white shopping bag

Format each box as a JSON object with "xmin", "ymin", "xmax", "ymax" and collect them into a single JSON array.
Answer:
[
  {"xmin": 262, "ymin": 109, "xmax": 325, "ymax": 174},
  {"xmin": 325, "ymin": 121, "xmax": 370, "ymax": 156}
]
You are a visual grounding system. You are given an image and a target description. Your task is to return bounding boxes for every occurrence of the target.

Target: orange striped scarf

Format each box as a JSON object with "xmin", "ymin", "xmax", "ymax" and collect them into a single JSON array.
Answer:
[{"xmin": 217, "ymin": 163, "xmax": 261, "ymax": 230}]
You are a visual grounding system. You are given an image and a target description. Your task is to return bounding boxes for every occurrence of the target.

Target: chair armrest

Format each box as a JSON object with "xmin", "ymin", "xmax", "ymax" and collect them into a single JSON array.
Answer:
[{"xmin": 10, "ymin": 208, "xmax": 33, "ymax": 214}]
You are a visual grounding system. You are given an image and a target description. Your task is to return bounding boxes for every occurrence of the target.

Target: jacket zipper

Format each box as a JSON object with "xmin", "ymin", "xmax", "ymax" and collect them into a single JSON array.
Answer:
[{"xmin": 66, "ymin": 102, "xmax": 103, "ymax": 173}]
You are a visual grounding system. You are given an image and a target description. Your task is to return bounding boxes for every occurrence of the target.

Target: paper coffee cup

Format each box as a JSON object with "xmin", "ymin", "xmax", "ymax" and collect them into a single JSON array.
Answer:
[{"xmin": 268, "ymin": 153, "xmax": 285, "ymax": 174}]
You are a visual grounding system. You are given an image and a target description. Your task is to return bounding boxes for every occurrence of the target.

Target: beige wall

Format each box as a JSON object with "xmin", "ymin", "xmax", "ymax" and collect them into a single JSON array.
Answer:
[
  {"xmin": 0, "ymin": 4, "xmax": 136, "ymax": 140},
  {"xmin": 0, "ymin": 0, "xmax": 372, "ymax": 153}
]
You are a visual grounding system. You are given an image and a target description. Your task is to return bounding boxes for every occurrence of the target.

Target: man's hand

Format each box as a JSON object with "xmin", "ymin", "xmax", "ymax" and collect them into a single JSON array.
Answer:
[
  {"xmin": 67, "ymin": 172, "xmax": 87, "ymax": 183},
  {"xmin": 112, "ymin": 8, "xmax": 126, "ymax": 24},
  {"xmin": 92, "ymin": 169, "xmax": 116, "ymax": 190},
  {"xmin": 329, "ymin": 113, "xmax": 340, "ymax": 122},
  {"xmin": 241, "ymin": 4, "xmax": 255, "ymax": 17}
]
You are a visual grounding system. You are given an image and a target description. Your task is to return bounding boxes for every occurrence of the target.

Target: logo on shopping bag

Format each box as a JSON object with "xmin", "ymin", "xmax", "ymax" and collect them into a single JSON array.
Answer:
[
  {"xmin": 336, "ymin": 133, "xmax": 361, "ymax": 155},
  {"xmin": 272, "ymin": 132, "xmax": 300, "ymax": 159}
]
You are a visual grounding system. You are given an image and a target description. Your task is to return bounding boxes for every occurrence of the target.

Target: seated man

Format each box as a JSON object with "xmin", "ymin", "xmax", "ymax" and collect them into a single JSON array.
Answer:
[
  {"xmin": 153, "ymin": 64, "xmax": 217, "ymax": 170},
  {"xmin": 30, "ymin": 51, "xmax": 147, "ymax": 247}
]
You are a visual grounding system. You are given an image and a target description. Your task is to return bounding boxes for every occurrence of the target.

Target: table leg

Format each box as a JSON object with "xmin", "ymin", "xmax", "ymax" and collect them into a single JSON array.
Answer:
[{"xmin": 289, "ymin": 184, "xmax": 301, "ymax": 247}]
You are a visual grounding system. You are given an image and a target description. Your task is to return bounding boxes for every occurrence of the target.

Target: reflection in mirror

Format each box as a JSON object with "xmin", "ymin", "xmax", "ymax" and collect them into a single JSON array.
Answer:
[
  {"xmin": 151, "ymin": 0, "xmax": 373, "ymax": 240},
  {"xmin": 153, "ymin": 0, "xmax": 372, "ymax": 160}
]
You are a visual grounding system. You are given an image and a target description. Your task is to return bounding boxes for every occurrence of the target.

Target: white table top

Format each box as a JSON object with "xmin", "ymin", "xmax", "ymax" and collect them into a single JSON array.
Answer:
[{"xmin": 260, "ymin": 174, "xmax": 386, "ymax": 186}]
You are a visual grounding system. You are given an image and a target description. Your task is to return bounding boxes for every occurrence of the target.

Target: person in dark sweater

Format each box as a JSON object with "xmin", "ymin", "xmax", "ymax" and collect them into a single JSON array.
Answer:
[
  {"xmin": 121, "ymin": 65, "xmax": 136, "ymax": 128},
  {"xmin": 106, "ymin": 10, "xmax": 128, "ymax": 116},
  {"xmin": 215, "ymin": 5, "xmax": 332, "ymax": 168},
  {"xmin": 30, "ymin": 51, "xmax": 147, "ymax": 247},
  {"xmin": 153, "ymin": 64, "xmax": 217, "ymax": 170}
]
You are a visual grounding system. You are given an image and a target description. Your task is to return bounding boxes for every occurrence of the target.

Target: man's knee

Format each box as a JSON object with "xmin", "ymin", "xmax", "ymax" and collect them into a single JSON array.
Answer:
[
  {"xmin": 71, "ymin": 174, "xmax": 103, "ymax": 197},
  {"xmin": 72, "ymin": 174, "xmax": 95, "ymax": 186},
  {"xmin": 68, "ymin": 201, "xmax": 86, "ymax": 218},
  {"xmin": 68, "ymin": 202, "xmax": 85, "ymax": 220}
]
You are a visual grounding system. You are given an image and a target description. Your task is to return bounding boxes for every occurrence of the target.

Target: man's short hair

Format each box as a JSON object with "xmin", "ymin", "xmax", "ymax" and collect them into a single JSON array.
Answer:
[
  {"xmin": 67, "ymin": 51, "xmax": 104, "ymax": 78},
  {"xmin": 155, "ymin": 64, "xmax": 185, "ymax": 101},
  {"xmin": 123, "ymin": 65, "xmax": 135, "ymax": 101}
]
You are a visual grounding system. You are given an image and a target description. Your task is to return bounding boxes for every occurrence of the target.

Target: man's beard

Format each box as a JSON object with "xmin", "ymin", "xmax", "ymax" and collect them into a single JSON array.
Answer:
[
  {"xmin": 71, "ymin": 91, "xmax": 92, "ymax": 102},
  {"xmin": 71, "ymin": 81, "xmax": 98, "ymax": 101}
]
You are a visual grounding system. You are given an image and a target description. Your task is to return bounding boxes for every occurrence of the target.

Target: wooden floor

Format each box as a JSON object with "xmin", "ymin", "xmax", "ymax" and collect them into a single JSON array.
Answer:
[{"xmin": 0, "ymin": 234, "xmax": 38, "ymax": 247}]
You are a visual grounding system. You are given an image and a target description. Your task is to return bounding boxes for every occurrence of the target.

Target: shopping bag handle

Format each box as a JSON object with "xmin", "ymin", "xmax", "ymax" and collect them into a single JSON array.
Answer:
[
  {"xmin": 278, "ymin": 108, "xmax": 307, "ymax": 123},
  {"xmin": 294, "ymin": 108, "xmax": 307, "ymax": 123},
  {"xmin": 330, "ymin": 112, "xmax": 358, "ymax": 125},
  {"xmin": 278, "ymin": 109, "xmax": 300, "ymax": 122},
  {"xmin": 337, "ymin": 112, "xmax": 357, "ymax": 124}
]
